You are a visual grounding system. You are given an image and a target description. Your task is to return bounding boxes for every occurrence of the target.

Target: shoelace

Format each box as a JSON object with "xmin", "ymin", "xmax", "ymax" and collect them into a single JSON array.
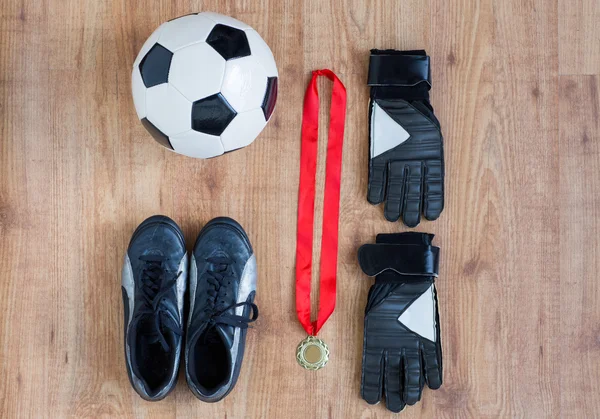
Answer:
[
  {"xmin": 133, "ymin": 255, "xmax": 182, "ymax": 351},
  {"xmin": 202, "ymin": 256, "xmax": 259, "ymax": 334}
]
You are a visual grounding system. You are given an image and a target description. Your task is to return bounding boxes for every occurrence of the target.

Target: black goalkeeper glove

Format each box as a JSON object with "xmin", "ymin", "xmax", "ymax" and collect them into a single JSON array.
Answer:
[
  {"xmin": 367, "ymin": 50, "xmax": 444, "ymax": 227},
  {"xmin": 358, "ymin": 232, "xmax": 442, "ymax": 413}
]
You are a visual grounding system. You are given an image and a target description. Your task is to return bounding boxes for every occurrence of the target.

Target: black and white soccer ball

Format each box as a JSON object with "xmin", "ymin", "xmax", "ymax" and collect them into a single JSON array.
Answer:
[{"xmin": 132, "ymin": 12, "xmax": 278, "ymax": 158}]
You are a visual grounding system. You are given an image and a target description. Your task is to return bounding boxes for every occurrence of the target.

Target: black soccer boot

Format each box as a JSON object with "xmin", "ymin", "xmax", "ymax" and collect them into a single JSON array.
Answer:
[
  {"xmin": 185, "ymin": 217, "xmax": 258, "ymax": 402},
  {"xmin": 122, "ymin": 215, "xmax": 187, "ymax": 401}
]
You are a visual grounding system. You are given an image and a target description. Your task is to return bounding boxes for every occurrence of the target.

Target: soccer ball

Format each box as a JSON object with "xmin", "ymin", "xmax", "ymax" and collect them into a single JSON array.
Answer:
[{"xmin": 131, "ymin": 12, "xmax": 278, "ymax": 158}]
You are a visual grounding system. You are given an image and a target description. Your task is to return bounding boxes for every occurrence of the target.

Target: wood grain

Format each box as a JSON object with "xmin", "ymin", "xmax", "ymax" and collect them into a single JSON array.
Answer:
[
  {"xmin": 558, "ymin": 75, "xmax": 600, "ymax": 417},
  {"xmin": 0, "ymin": 0, "xmax": 598, "ymax": 417},
  {"xmin": 559, "ymin": 0, "xmax": 600, "ymax": 75}
]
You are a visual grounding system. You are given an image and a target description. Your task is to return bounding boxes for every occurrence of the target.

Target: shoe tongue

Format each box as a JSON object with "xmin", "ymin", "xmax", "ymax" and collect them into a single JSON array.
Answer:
[
  {"xmin": 189, "ymin": 322, "xmax": 232, "ymax": 350},
  {"xmin": 136, "ymin": 314, "xmax": 152, "ymax": 329},
  {"xmin": 136, "ymin": 315, "xmax": 174, "ymax": 349},
  {"xmin": 136, "ymin": 317, "xmax": 161, "ymax": 342},
  {"xmin": 215, "ymin": 323, "xmax": 233, "ymax": 348},
  {"xmin": 139, "ymin": 334, "xmax": 165, "ymax": 352}
]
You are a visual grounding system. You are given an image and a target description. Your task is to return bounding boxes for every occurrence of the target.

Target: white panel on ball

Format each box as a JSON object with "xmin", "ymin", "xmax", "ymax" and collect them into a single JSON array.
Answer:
[
  {"xmin": 131, "ymin": 68, "xmax": 147, "ymax": 119},
  {"xmin": 158, "ymin": 14, "xmax": 215, "ymax": 52},
  {"xmin": 220, "ymin": 108, "xmax": 267, "ymax": 152},
  {"xmin": 221, "ymin": 56, "xmax": 268, "ymax": 113},
  {"xmin": 133, "ymin": 23, "xmax": 167, "ymax": 68},
  {"xmin": 244, "ymin": 29, "xmax": 278, "ymax": 77},
  {"xmin": 169, "ymin": 42, "xmax": 226, "ymax": 102},
  {"xmin": 200, "ymin": 12, "xmax": 251, "ymax": 30},
  {"xmin": 146, "ymin": 84, "xmax": 192, "ymax": 136},
  {"xmin": 170, "ymin": 130, "xmax": 225, "ymax": 158}
]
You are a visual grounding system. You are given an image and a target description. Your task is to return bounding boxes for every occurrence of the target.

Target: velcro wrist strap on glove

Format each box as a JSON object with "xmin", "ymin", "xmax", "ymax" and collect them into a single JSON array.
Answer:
[
  {"xmin": 358, "ymin": 244, "xmax": 439, "ymax": 278},
  {"xmin": 367, "ymin": 50, "xmax": 431, "ymax": 87}
]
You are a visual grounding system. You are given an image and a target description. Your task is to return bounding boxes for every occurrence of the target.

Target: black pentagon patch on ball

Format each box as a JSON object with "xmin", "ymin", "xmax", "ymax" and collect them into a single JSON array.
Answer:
[
  {"xmin": 191, "ymin": 93, "xmax": 237, "ymax": 136},
  {"xmin": 262, "ymin": 77, "xmax": 278, "ymax": 120},
  {"xmin": 206, "ymin": 24, "xmax": 251, "ymax": 60},
  {"xmin": 141, "ymin": 118, "xmax": 173, "ymax": 150},
  {"xmin": 139, "ymin": 44, "xmax": 173, "ymax": 87}
]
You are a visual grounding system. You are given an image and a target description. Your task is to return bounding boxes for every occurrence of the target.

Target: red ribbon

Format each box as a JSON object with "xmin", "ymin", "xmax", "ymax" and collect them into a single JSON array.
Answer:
[{"xmin": 296, "ymin": 69, "xmax": 347, "ymax": 336}]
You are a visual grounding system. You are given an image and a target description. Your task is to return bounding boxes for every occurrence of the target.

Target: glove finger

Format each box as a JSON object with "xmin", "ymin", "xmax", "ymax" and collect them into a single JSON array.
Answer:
[
  {"xmin": 383, "ymin": 161, "xmax": 406, "ymax": 222},
  {"xmin": 361, "ymin": 349, "xmax": 384, "ymax": 405},
  {"xmin": 384, "ymin": 351, "xmax": 406, "ymax": 413},
  {"xmin": 367, "ymin": 158, "xmax": 388, "ymax": 204},
  {"xmin": 423, "ymin": 160, "xmax": 444, "ymax": 221},
  {"xmin": 403, "ymin": 349, "xmax": 423, "ymax": 405},
  {"xmin": 401, "ymin": 161, "xmax": 424, "ymax": 228},
  {"xmin": 421, "ymin": 341, "xmax": 443, "ymax": 389}
]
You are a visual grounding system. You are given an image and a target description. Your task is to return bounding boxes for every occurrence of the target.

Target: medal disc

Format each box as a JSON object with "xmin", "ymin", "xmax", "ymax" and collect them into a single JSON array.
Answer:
[{"xmin": 296, "ymin": 336, "xmax": 329, "ymax": 370}]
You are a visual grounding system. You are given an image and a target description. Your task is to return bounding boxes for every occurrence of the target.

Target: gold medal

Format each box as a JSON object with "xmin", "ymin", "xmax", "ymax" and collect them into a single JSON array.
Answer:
[
  {"xmin": 296, "ymin": 336, "xmax": 329, "ymax": 370},
  {"xmin": 294, "ymin": 71, "xmax": 346, "ymax": 370}
]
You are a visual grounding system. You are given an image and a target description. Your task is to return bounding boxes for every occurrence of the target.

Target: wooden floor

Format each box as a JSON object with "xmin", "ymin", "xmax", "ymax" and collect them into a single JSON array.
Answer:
[{"xmin": 1, "ymin": 0, "xmax": 599, "ymax": 417}]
